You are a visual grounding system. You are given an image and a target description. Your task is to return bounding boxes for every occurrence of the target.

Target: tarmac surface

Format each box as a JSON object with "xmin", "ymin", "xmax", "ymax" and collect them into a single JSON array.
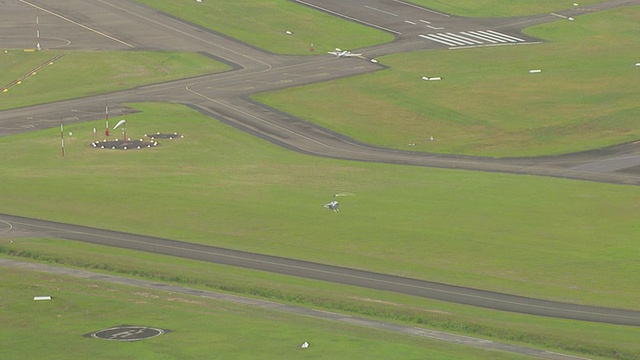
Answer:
[
  {"xmin": 1, "ymin": 0, "xmax": 640, "ymax": 352},
  {"xmin": 2, "ymin": 212, "xmax": 640, "ymax": 328}
]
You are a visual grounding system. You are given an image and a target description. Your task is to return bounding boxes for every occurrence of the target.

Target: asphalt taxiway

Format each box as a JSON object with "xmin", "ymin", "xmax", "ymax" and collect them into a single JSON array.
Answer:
[{"xmin": 2, "ymin": 0, "xmax": 640, "ymax": 185}]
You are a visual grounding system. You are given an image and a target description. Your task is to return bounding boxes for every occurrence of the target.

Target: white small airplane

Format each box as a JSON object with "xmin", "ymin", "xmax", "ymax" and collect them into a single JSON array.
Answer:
[{"xmin": 328, "ymin": 48, "xmax": 363, "ymax": 58}]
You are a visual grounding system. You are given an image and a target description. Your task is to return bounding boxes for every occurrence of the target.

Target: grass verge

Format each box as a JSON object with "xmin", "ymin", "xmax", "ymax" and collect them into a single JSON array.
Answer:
[
  {"xmin": 1, "ymin": 242, "xmax": 639, "ymax": 360},
  {"xmin": 0, "ymin": 102, "xmax": 638, "ymax": 311},
  {"xmin": 2, "ymin": 265, "xmax": 543, "ymax": 360},
  {"xmin": 0, "ymin": 50, "xmax": 229, "ymax": 110},
  {"xmin": 253, "ymin": 7, "xmax": 640, "ymax": 157}
]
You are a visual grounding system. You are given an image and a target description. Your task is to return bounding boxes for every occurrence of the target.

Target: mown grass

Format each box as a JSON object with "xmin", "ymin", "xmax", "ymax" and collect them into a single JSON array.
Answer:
[
  {"xmin": 0, "ymin": 50, "xmax": 229, "ymax": 110},
  {"xmin": 132, "ymin": 0, "xmax": 394, "ymax": 55},
  {"xmin": 254, "ymin": 7, "xmax": 640, "ymax": 157},
  {"xmin": 1, "ymin": 3, "xmax": 639, "ymax": 359},
  {"xmin": 2, "ymin": 242, "xmax": 639, "ymax": 360},
  {"xmin": 406, "ymin": 0, "xmax": 606, "ymax": 17},
  {"xmin": 0, "ymin": 103, "xmax": 638, "ymax": 313},
  {"xmin": 2, "ymin": 266, "xmax": 544, "ymax": 360}
]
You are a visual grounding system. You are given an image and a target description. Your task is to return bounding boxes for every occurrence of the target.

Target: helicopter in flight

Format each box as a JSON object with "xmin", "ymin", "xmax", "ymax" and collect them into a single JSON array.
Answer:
[{"xmin": 322, "ymin": 193, "xmax": 355, "ymax": 213}]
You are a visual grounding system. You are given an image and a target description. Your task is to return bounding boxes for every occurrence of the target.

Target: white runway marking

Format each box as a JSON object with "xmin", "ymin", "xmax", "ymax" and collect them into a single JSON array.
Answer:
[
  {"xmin": 485, "ymin": 30, "xmax": 525, "ymax": 42},
  {"xmin": 365, "ymin": 5, "xmax": 398, "ymax": 17},
  {"xmin": 461, "ymin": 31, "xmax": 498, "ymax": 44},
  {"xmin": 0, "ymin": 221, "xmax": 13, "ymax": 233},
  {"xmin": 392, "ymin": 0, "xmax": 450, "ymax": 17},
  {"xmin": 421, "ymin": 30, "xmax": 527, "ymax": 47},
  {"xmin": 18, "ymin": 0, "xmax": 134, "ymax": 48},
  {"xmin": 419, "ymin": 34, "xmax": 457, "ymax": 47}
]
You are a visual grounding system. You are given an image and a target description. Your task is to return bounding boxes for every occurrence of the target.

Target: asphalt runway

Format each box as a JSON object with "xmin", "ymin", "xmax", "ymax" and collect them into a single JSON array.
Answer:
[
  {"xmin": 2, "ymin": 213, "xmax": 640, "ymax": 327},
  {"xmin": 1, "ymin": 0, "xmax": 640, "ymax": 328}
]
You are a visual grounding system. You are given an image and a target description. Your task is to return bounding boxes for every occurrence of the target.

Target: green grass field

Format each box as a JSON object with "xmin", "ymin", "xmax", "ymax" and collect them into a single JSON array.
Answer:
[
  {"xmin": 2, "ymin": 98, "xmax": 637, "ymax": 359},
  {"xmin": 133, "ymin": 0, "xmax": 394, "ymax": 55},
  {"xmin": 254, "ymin": 7, "xmax": 640, "ymax": 157},
  {"xmin": 3, "ymin": 267, "xmax": 542, "ymax": 360},
  {"xmin": 2, "ymin": 239, "xmax": 639, "ymax": 359},
  {"xmin": 0, "ymin": 50, "xmax": 229, "ymax": 110},
  {"xmin": 0, "ymin": 103, "xmax": 638, "ymax": 313}
]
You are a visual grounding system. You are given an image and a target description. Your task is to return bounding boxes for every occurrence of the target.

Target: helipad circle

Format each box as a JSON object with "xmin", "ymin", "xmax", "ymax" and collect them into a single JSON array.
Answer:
[{"xmin": 91, "ymin": 326, "xmax": 165, "ymax": 341}]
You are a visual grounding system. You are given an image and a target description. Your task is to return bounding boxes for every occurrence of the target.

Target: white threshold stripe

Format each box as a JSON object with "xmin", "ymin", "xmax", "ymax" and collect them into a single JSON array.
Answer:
[
  {"xmin": 485, "ymin": 30, "xmax": 525, "ymax": 42},
  {"xmin": 460, "ymin": 32, "xmax": 499, "ymax": 43},
  {"xmin": 444, "ymin": 32, "xmax": 483, "ymax": 45},
  {"xmin": 471, "ymin": 31, "xmax": 509, "ymax": 43},
  {"xmin": 435, "ymin": 33, "xmax": 474, "ymax": 45},
  {"xmin": 419, "ymin": 34, "xmax": 457, "ymax": 47}
]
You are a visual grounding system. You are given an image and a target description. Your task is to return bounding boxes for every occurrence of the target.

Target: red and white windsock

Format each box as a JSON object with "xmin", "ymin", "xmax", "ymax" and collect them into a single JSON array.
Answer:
[
  {"xmin": 60, "ymin": 121, "xmax": 65, "ymax": 157},
  {"xmin": 105, "ymin": 102, "xmax": 110, "ymax": 136}
]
